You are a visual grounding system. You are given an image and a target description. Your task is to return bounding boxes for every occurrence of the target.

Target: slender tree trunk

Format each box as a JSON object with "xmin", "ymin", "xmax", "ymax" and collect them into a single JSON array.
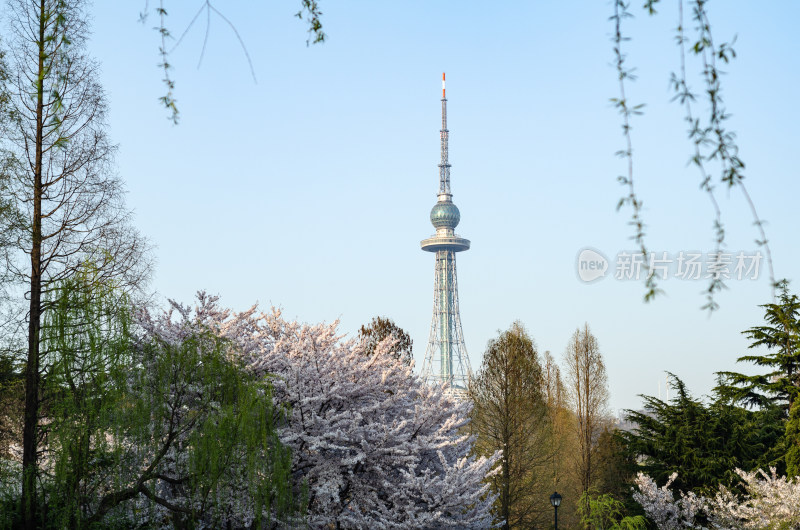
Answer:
[
  {"xmin": 502, "ymin": 437, "xmax": 510, "ymax": 530},
  {"xmin": 501, "ymin": 374, "xmax": 510, "ymax": 530},
  {"xmin": 21, "ymin": 2, "xmax": 46, "ymax": 526},
  {"xmin": 583, "ymin": 349, "xmax": 591, "ymax": 495}
]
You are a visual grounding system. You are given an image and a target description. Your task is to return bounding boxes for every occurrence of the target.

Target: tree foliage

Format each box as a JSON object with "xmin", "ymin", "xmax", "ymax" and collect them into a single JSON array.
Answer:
[
  {"xmin": 620, "ymin": 375, "xmax": 784, "ymax": 494},
  {"xmin": 469, "ymin": 322, "xmax": 553, "ymax": 528},
  {"xmin": 785, "ymin": 399, "xmax": 800, "ymax": 478},
  {"xmin": 634, "ymin": 468, "xmax": 800, "ymax": 530},
  {"xmin": 716, "ymin": 280, "xmax": 800, "ymax": 413},
  {"xmin": 177, "ymin": 294, "xmax": 501, "ymax": 529},
  {"xmin": 578, "ymin": 491, "xmax": 647, "ymax": 530},
  {"xmin": 0, "ymin": 1, "xmax": 151, "ymax": 525},
  {"xmin": 0, "ymin": 356, "xmax": 21, "ymax": 460},
  {"xmin": 542, "ymin": 350, "xmax": 572, "ymax": 489},
  {"xmin": 594, "ymin": 427, "xmax": 638, "ymax": 505},
  {"xmin": 0, "ymin": 282, "xmax": 296, "ymax": 529},
  {"xmin": 357, "ymin": 315, "xmax": 413, "ymax": 365},
  {"xmin": 0, "ymin": 38, "xmax": 16, "ymax": 277},
  {"xmin": 122, "ymin": 294, "xmax": 297, "ymax": 528},
  {"xmin": 38, "ymin": 272, "xmax": 134, "ymax": 528},
  {"xmin": 2, "ymin": 286, "xmax": 502, "ymax": 528},
  {"xmin": 564, "ymin": 323, "xmax": 609, "ymax": 506}
]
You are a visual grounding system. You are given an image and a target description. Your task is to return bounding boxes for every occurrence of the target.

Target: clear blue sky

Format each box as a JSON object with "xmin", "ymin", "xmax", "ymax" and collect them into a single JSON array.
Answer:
[{"xmin": 83, "ymin": 1, "xmax": 799, "ymax": 413}]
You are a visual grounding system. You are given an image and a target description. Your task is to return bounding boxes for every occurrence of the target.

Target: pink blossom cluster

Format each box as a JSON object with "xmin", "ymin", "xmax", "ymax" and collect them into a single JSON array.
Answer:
[
  {"xmin": 633, "ymin": 468, "xmax": 800, "ymax": 529},
  {"xmin": 139, "ymin": 292, "xmax": 500, "ymax": 528}
]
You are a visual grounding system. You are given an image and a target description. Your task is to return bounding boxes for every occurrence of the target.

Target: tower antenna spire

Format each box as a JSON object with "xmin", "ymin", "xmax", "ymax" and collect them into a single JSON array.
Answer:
[
  {"xmin": 421, "ymin": 74, "xmax": 471, "ymax": 397},
  {"xmin": 439, "ymin": 72, "xmax": 451, "ymax": 195}
]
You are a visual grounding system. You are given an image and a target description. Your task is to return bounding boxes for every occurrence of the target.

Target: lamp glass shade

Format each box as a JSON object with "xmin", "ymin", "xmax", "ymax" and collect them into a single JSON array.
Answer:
[{"xmin": 550, "ymin": 491, "xmax": 562, "ymax": 507}]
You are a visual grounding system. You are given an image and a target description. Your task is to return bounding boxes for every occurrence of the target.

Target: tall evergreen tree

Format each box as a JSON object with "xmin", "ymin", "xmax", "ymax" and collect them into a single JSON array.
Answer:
[
  {"xmin": 785, "ymin": 399, "xmax": 800, "ymax": 478},
  {"xmin": 620, "ymin": 375, "xmax": 784, "ymax": 494},
  {"xmin": 716, "ymin": 280, "xmax": 800, "ymax": 413},
  {"xmin": 594, "ymin": 427, "xmax": 637, "ymax": 502}
]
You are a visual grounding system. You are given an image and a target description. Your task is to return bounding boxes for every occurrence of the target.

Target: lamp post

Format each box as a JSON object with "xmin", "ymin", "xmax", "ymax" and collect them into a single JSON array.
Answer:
[{"xmin": 550, "ymin": 491, "xmax": 562, "ymax": 529}]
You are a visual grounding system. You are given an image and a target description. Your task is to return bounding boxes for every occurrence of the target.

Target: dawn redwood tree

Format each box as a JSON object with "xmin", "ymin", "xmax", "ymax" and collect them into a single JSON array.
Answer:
[
  {"xmin": 469, "ymin": 322, "xmax": 551, "ymax": 529},
  {"xmin": 541, "ymin": 350, "xmax": 584, "ymax": 527},
  {"xmin": 0, "ymin": 40, "xmax": 15, "ymax": 266},
  {"xmin": 542, "ymin": 351, "xmax": 570, "ymax": 488},
  {"xmin": 564, "ymin": 323, "xmax": 609, "ymax": 515},
  {"xmin": 0, "ymin": 1, "xmax": 148, "ymax": 525}
]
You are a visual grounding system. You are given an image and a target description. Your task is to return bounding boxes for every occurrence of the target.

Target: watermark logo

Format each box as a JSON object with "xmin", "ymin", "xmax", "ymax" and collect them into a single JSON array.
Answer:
[
  {"xmin": 576, "ymin": 248, "xmax": 762, "ymax": 283},
  {"xmin": 577, "ymin": 248, "xmax": 609, "ymax": 283}
]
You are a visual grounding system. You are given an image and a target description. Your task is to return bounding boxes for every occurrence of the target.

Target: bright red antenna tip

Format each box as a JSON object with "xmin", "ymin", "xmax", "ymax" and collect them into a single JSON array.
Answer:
[{"xmin": 442, "ymin": 72, "xmax": 446, "ymax": 98}]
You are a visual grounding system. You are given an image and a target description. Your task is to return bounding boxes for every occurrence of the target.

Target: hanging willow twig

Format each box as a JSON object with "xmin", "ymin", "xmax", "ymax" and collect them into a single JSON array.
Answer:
[
  {"xmin": 611, "ymin": 0, "xmax": 660, "ymax": 302},
  {"xmin": 614, "ymin": 0, "xmax": 776, "ymax": 309}
]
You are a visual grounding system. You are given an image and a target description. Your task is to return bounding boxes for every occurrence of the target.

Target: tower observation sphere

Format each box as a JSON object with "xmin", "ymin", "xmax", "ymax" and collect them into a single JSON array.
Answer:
[
  {"xmin": 420, "ymin": 73, "xmax": 472, "ymax": 397},
  {"xmin": 430, "ymin": 201, "xmax": 460, "ymax": 229}
]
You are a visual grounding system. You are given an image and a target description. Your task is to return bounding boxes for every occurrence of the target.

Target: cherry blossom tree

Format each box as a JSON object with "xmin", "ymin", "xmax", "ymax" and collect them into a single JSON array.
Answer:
[
  {"xmin": 633, "ymin": 468, "xmax": 800, "ymax": 529},
  {"xmin": 709, "ymin": 468, "xmax": 800, "ymax": 529},
  {"xmin": 150, "ymin": 293, "xmax": 501, "ymax": 528},
  {"xmin": 632, "ymin": 473, "xmax": 705, "ymax": 529}
]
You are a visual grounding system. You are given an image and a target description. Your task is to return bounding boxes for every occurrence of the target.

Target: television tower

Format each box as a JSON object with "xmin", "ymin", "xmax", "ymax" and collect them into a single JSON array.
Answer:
[{"xmin": 420, "ymin": 73, "xmax": 472, "ymax": 396}]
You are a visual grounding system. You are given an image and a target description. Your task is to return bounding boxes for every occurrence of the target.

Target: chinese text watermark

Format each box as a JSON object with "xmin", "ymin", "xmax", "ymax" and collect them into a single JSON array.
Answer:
[{"xmin": 576, "ymin": 249, "xmax": 762, "ymax": 283}]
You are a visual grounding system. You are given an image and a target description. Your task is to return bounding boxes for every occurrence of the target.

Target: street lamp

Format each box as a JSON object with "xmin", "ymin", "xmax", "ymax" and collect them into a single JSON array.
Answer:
[{"xmin": 550, "ymin": 491, "xmax": 562, "ymax": 529}]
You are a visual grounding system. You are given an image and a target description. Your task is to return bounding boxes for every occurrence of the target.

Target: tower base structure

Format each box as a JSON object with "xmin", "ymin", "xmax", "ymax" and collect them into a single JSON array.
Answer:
[{"xmin": 419, "ymin": 248, "xmax": 471, "ymax": 396}]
